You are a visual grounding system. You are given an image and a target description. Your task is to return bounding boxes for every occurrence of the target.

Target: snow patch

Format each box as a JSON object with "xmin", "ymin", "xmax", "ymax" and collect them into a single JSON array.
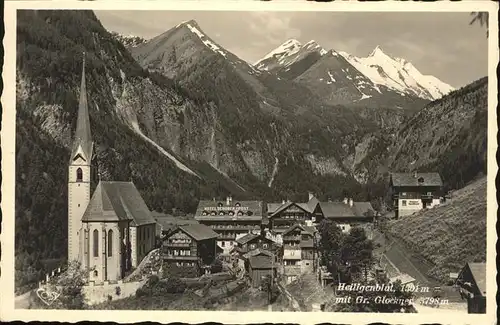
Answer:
[
  {"xmin": 130, "ymin": 120, "xmax": 200, "ymax": 178},
  {"xmin": 327, "ymin": 71, "xmax": 336, "ymax": 83},
  {"xmin": 268, "ymin": 157, "xmax": 279, "ymax": 188},
  {"xmin": 186, "ymin": 23, "xmax": 227, "ymax": 58}
]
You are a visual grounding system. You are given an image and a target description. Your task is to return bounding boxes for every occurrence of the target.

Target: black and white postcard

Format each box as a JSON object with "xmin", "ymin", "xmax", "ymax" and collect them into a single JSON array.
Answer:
[{"xmin": 1, "ymin": 0, "xmax": 498, "ymax": 324}]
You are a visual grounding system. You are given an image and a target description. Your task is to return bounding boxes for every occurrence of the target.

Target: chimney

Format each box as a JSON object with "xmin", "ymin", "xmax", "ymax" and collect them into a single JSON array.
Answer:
[
  {"xmin": 282, "ymin": 199, "xmax": 285, "ymax": 204},
  {"xmin": 229, "ymin": 196, "xmax": 233, "ymax": 203},
  {"xmin": 348, "ymin": 198, "xmax": 353, "ymax": 207},
  {"xmin": 308, "ymin": 192, "xmax": 314, "ymax": 201},
  {"xmin": 226, "ymin": 197, "xmax": 230, "ymax": 206},
  {"xmin": 343, "ymin": 197, "xmax": 348, "ymax": 205},
  {"xmin": 413, "ymin": 171, "xmax": 418, "ymax": 178}
]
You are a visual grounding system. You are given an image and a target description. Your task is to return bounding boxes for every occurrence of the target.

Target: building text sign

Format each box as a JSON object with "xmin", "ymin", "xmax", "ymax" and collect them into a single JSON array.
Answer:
[{"xmin": 205, "ymin": 206, "xmax": 250, "ymax": 211}]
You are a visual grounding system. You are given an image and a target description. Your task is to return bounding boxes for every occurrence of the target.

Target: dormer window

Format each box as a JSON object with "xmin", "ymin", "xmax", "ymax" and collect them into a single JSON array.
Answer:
[
  {"xmin": 228, "ymin": 211, "xmax": 234, "ymax": 216},
  {"xmin": 210, "ymin": 211, "xmax": 217, "ymax": 216},
  {"xmin": 235, "ymin": 202, "xmax": 241, "ymax": 207},
  {"xmin": 247, "ymin": 211, "xmax": 253, "ymax": 216},
  {"xmin": 76, "ymin": 168, "xmax": 83, "ymax": 182},
  {"xmin": 202, "ymin": 211, "xmax": 208, "ymax": 216},
  {"xmin": 237, "ymin": 211, "xmax": 243, "ymax": 216},
  {"xmin": 418, "ymin": 177, "xmax": 425, "ymax": 183},
  {"xmin": 219, "ymin": 211, "xmax": 225, "ymax": 216},
  {"xmin": 217, "ymin": 203, "xmax": 223, "ymax": 207}
]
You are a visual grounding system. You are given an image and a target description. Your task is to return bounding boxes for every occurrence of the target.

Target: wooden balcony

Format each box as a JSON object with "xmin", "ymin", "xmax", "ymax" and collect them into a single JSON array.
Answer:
[
  {"xmin": 163, "ymin": 254, "xmax": 200, "ymax": 261},
  {"xmin": 164, "ymin": 241, "xmax": 191, "ymax": 247}
]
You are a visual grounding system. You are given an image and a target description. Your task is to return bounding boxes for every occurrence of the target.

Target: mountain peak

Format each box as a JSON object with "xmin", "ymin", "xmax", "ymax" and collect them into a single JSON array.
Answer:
[
  {"xmin": 176, "ymin": 19, "xmax": 200, "ymax": 29},
  {"xmin": 369, "ymin": 45, "xmax": 390, "ymax": 58}
]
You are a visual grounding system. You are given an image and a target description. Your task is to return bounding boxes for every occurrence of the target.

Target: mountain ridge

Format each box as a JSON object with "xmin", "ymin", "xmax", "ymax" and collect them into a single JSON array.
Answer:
[{"xmin": 254, "ymin": 39, "xmax": 453, "ymax": 105}]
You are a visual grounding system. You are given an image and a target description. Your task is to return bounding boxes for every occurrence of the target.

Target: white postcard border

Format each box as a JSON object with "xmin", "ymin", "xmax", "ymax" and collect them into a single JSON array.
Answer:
[{"xmin": 1, "ymin": 1, "xmax": 498, "ymax": 324}]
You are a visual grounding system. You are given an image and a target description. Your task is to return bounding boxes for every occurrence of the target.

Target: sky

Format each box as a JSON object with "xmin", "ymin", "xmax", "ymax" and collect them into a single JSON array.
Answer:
[{"xmin": 95, "ymin": 11, "xmax": 489, "ymax": 88}]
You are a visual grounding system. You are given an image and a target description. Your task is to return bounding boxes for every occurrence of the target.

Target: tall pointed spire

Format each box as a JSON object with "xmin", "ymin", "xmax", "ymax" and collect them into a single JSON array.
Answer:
[{"xmin": 71, "ymin": 52, "xmax": 93, "ymax": 161}]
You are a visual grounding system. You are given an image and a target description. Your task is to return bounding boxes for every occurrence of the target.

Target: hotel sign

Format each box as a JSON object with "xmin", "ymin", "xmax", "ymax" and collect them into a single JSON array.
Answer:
[
  {"xmin": 205, "ymin": 206, "xmax": 250, "ymax": 211},
  {"xmin": 407, "ymin": 200, "xmax": 420, "ymax": 206}
]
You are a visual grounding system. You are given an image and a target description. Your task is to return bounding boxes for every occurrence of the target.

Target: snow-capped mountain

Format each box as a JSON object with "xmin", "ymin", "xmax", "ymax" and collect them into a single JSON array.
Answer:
[
  {"xmin": 254, "ymin": 41, "xmax": 454, "ymax": 104},
  {"xmin": 254, "ymin": 39, "xmax": 327, "ymax": 72},
  {"xmin": 339, "ymin": 46, "xmax": 454, "ymax": 100}
]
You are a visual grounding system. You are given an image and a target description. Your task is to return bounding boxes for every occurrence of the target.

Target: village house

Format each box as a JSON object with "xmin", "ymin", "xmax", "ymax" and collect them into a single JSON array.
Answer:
[
  {"xmin": 267, "ymin": 193, "xmax": 322, "ymax": 232},
  {"xmin": 316, "ymin": 199, "xmax": 376, "ymax": 234},
  {"xmin": 230, "ymin": 232, "xmax": 282, "ymax": 273},
  {"xmin": 68, "ymin": 55, "xmax": 156, "ymax": 284},
  {"xmin": 390, "ymin": 172, "xmax": 444, "ymax": 218},
  {"xmin": 247, "ymin": 251, "xmax": 278, "ymax": 288},
  {"xmin": 194, "ymin": 197, "xmax": 264, "ymax": 255},
  {"xmin": 455, "ymin": 262, "xmax": 486, "ymax": 314},
  {"xmin": 231, "ymin": 232, "xmax": 281, "ymax": 257},
  {"xmin": 281, "ymin": 224, "xmax": 317, "ymax": 283},
  {"xmin": 162, "ymin": 224, "xmax": 218, "ymax": 277}
]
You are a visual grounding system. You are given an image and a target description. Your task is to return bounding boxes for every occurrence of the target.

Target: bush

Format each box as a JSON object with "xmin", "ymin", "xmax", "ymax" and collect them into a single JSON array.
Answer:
[
  {"xmin": 135, "ymin": 287, "xmax": 150, "ymax": 297},
  {"xmin": 165, "ymin": 278, "xmax": 187, "ymax": 294},
  {"xmin": 147, "ymin": 274, "xmax": 160, "ymax": 288}
]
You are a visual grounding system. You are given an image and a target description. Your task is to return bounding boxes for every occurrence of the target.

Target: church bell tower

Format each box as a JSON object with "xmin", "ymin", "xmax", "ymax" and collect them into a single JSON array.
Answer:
[{"xmin": 68, "ymin": 53, "xmax": 93, "ymax": 263}]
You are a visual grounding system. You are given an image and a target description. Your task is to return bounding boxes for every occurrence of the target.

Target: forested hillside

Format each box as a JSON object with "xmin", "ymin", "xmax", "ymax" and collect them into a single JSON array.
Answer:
[{"xmin": 353, "ymin": 77, "xmax": 488, "ymax": 198}]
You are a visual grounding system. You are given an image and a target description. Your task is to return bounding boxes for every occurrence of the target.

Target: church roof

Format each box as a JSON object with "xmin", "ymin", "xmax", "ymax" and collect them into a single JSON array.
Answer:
[
  {"xmin": 82, "ymin": 181, "xmax": 156, "ymax": 226},
  {"xmin": 70, "ymin": 53, "xmax": 93, "ymax": 162}
]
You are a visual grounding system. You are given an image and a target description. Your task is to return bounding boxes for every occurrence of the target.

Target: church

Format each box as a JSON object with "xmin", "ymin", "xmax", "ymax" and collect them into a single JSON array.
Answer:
[{"xmin": 68, "ymin": 54, "xmax": 156, "ymax": 284}]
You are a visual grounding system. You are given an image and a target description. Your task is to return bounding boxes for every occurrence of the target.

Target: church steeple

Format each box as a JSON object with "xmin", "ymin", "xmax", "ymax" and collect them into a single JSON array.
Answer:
[{"xmin": 71, "ymin": 52, "xmax": 93, "ymax": 162}]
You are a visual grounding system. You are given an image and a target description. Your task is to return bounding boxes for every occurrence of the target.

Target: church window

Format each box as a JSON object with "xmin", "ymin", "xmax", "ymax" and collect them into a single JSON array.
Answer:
[
  {"xmin": 76, "ymin": 168, "xmax": 83, "ymax": 182},
  {"xmin": 93, "ymin": 229, "xmax": 99, "ymax": 257},
  {"xmin": 108, "ymin": 230, "xmax": 113, "ymax": 257}
]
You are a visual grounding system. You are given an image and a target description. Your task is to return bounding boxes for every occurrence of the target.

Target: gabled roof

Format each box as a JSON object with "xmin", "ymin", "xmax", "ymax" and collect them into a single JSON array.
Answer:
[
  {"xmin": 267, "ymin": 203, "xmax": 284, "ymax": 214},
  {"xmin": 270, "ymin": 201, "xmax": 310, "ymax": 218},
  {"xmin": 282, "ymin": 224, "xmax": 315, "ymax": 236},
  {"xmin": 352, "ymin": 202, "xmax": 375, "ymax": 217},
  {"xmin": 82, "ymin": 181, "xmax": 155, "ymax": 226},
  {"xmin": 468, "ymin": 262, "xmax": 486, "ymax": 295},
  {"xmin": 195, "ymin": 200, "xmax": 263, "ymax": 221},
  {"xmin": 390, "ymin": 172, "xmax": 443, "ymax": 187},
  {"xmin": 243, "ymin": 248, "xmax": 274, "ymax": 259},
  {"xmin": 71, "ymin": 53, "xmax": 93, "ymax": 162},
  {"xmin": 235, "ymin": 233, "xmax": 259, "ymax": 245},
  {"xmin": 319, "ymin": 202, "xmax": 356, "ymax": 218},
  {"xmin": 178, "ymin": 224, "xmax": 218, "ymax": 241},
  {"xmin": 307, "ymin": 196, "xmax": 320, "ymax": 212}
]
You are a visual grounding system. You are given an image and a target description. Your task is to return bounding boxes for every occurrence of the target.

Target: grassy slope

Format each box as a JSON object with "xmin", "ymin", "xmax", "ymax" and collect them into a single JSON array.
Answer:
[{"xmin": 387, "ymin": 176, "xmax": 486, "ymax": 282}]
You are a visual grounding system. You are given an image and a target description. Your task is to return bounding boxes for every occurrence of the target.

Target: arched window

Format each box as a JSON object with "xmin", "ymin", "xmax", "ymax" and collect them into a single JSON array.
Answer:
[
  {"xmin": 108, "ymin": 229, "xmax": 113, "ymax": 257},
  {"xmin": 93, "ymin": 229, "xmax": 99, "ymax": 257},
  {"xmin": 76, "ymin": 168, "xmax": 83, "ymax": 182}
]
